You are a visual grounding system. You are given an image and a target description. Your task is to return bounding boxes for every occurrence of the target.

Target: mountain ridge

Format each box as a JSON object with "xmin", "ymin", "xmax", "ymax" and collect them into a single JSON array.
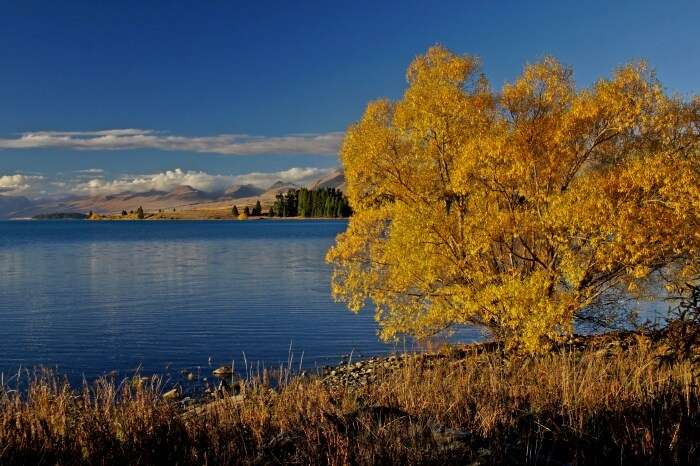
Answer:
[{"xmin": 0, "ymin": 169, "xmax": 347, "ymax": 218}]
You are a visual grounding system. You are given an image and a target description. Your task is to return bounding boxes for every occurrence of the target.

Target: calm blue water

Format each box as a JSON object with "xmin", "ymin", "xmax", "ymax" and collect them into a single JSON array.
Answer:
[{"xmin": 0, "ymin": 220, "xmax": 478, "ymax": 383}]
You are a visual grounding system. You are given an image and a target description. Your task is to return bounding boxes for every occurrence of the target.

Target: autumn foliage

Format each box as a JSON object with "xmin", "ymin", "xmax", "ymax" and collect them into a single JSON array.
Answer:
[{"xmin": 327, "ymin": 46, "xmax": 700, "ymax": 350}]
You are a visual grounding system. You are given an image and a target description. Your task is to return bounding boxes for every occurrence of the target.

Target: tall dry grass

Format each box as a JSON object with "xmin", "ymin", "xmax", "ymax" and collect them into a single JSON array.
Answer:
[{"xmin": 0, "ymin": 340, "xmax": 698, "ymax": 465}]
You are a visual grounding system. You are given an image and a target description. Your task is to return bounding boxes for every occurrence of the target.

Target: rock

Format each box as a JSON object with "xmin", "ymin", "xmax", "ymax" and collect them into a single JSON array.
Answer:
[
  {"xmin": 231, "ymin": 380, "xmax": 245, "ymax": 396},
  {"xmin": 132, "ymin": 376, "xmax": 150, "ymax": 388},
  {"xmin": 213, "ymin": 381, "xmax": 230, "ymax": 397},
  {"xmin": 185, "ymin": 395, "xmax": 246, "ymax": 418},
  {"xmin": 432, "ymin": 426, "xmax": 471, "ymax": 450},
  {"xmin": 180, "ymin": 396, "xmax": 195, "ymax": 407},
  {"xmin": 163, "ymin": 388, "xmax": 180, "ymax": 400},
  {"xmin": 212, "ymin": 365, "xmax": 234, "ymax": 377}
]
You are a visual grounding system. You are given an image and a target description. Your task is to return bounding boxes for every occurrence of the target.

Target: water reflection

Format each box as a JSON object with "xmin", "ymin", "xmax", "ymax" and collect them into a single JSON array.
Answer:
[{"xmin": 0, "ymin": 220, "xmax": 481, "ymax": 382}]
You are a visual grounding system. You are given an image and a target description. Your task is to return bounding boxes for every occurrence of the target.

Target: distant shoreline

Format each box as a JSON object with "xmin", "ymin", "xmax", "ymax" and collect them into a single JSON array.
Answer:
[{"xmin": 15, "ymin": 215, "xmax": 349, "ymax": 222}]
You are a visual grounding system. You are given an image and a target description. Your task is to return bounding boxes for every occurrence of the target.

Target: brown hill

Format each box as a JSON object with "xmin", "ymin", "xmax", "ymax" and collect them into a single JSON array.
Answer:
[
  {"xmin": 223, "ymin": 184, "xmax": 265, "ymax": 199},
  {"xmin": 308, "ymin": 168, "xmax": 346, "ymax": 192},
  {"xmin": 0, "ymin": 169, "xmax": 348, "ymax": 218},
  {"xmin": 0, "ymin": 195, "xmax": 36, "ymax": 218}
]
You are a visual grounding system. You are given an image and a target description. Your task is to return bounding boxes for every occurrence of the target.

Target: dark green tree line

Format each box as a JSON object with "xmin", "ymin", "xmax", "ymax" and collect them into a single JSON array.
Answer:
[{"xmin": 270, "ymin": 188, "xmax": 351, "ymax": 218}]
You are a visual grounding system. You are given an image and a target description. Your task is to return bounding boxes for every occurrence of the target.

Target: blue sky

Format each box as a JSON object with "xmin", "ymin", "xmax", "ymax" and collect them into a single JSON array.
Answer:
[{"xmin": 1, "ymin": 0, "xmax": 699, "ymax": 196}]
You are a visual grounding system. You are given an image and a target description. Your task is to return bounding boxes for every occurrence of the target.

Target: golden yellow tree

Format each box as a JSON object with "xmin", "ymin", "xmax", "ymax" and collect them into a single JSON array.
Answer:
[{"xmin": 327, "ymin": 46, "xmax": 700, "ymax": 351}]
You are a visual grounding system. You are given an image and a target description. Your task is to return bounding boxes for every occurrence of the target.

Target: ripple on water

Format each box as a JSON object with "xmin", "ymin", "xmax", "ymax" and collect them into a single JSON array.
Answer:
[{"xmin": 0, "ymin": 220, "xmax": 481, "ymax": 383}]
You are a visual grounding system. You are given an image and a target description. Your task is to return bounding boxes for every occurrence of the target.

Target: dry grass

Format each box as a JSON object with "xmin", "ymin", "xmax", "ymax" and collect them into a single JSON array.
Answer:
[{"xmin": 1, "ymin": 339, "xmax": 698, "ymax": 465}]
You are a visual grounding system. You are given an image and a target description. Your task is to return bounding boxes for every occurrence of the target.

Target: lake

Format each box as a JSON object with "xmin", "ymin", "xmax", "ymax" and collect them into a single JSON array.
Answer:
[{"xmin": 0, "ymin": 220, "xmax": 479, "ymax": 383}]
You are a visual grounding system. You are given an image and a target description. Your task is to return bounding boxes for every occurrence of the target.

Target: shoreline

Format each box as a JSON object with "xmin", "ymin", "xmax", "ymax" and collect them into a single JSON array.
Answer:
[
  {"xmin": 91, "ymin": 215, "xmax": 350, "ymax": 221},
  {"xmin": 9, "ymin": 215, "xmax": 350, "ymax": 222}
]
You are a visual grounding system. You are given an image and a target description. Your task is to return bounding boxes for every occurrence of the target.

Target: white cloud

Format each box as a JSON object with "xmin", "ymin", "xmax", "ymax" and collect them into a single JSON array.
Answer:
[
  {"xmin": 76, "ymin": 168, "xmax": 105, "ymax": 174},
  {"xmin": 69, "ymin": 167, "xmax": 336, "ymax": 196},
  {"xmin": 231, "ymin": 167, "xmax": 333, "ymax": 188},
  {"xmin": 72, "ymin": 169, "xmax": 236, "ymax": 195},
  {"xmin": 0, "ymin": 174, "xmax": 45, "ymax": 195},
  {"xmin": 0, "ymin": 129, "xmax": 342, "ymax": 156},
  {"xmin": 0, "ymin": 166, "xmax": 338, "ymax": 198}
]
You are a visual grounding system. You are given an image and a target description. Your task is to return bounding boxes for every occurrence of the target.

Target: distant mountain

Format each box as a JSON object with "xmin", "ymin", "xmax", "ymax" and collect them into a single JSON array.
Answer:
[
  {"xmin": 268, "ymin": 180, "xmax": 295, "ymax": 190},
  {"xmin": 224, "ymin": 184, "xmax": 265, "ymax": 199},
  {"xmin": 112, "ymin": 190, "xmax": 167, "ymax": 200},
  {"xmin": 163, "ymin": 185, "xmax": 215, "ymax": 202},
  {"xmin": 0, "ymin": 195, "xmax": 36, "ymax": 218},
  {"xmin": 308, "ymin": 168, "xmax": 346, "ymax": 192},
  {"xmin": 0, "ymin": 169, "xmax": 349, "ymax": 218},
  {"xmin": 264, "ymin": 180, "xmax": 300, "ymax": 196},
  {"xmin": 21, "ymin": 185, "xmax": 218, "ymax": 216}
]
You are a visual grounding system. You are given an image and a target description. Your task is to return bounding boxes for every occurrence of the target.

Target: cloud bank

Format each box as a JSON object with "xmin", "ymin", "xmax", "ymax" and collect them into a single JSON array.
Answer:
[
  {"xmin": 0, "ymin": 174, "xmax": 45, "ymax": 195},
  {"xmin": 70, "ymin": 167, "xmax": 336, "ymax": 196},
  {"xmin": 0, "ymin": 129, "xmax": 342, "ymax": 156},
  {"xmin": 72, "ymin": 169, "xmax": 235, "ymax": 195},
  {"xmin": 0, "ymin": 166, "xmax": 338, "ymax": 198},
  {"xmin": 231, "ymin": 167, "xmax": 332, "ymax": 189}
]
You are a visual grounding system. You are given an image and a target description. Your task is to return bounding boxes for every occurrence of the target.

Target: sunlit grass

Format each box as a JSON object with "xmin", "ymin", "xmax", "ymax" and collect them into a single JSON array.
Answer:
[{"xmin": 0, "ymin": 336, "xmax": 698, "ymax": 465}]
